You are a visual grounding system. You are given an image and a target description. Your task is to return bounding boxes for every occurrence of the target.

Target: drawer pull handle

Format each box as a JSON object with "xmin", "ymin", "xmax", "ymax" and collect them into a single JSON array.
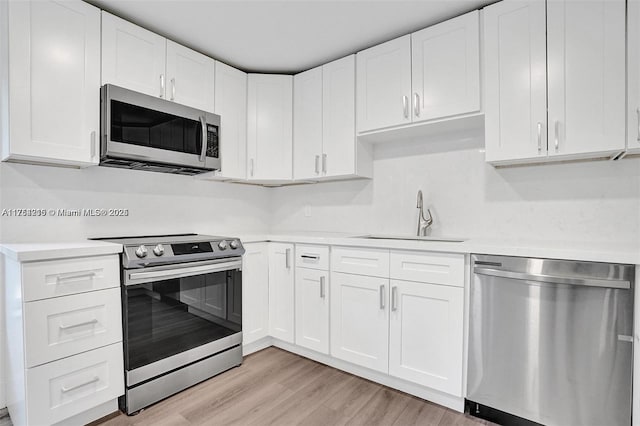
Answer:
[
  {"xmin": 59, "ymin": 318, "xmax": 98, "ymax": 330},
  {"xmin": 61, "ymin": 376, "xmax": 100, "ymax": 393},
  {"xmin": 56, "ymin": 271, "xmax": 97, "ymax": 283},
  {"xmin": 301, "ymin": 255, "xmax": 320, "ymax": 260}
]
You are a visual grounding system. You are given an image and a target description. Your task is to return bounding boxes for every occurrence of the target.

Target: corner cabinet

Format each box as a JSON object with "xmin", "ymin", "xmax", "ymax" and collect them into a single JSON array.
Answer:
[
  {"xmin": 2, "ymin": 0, "xmax": 101, "ymax": 167},
  {"xmin": 268, "ymin": 242, "xmax": 295, "ymax": 343},
  {"xmin": 242, "ymin": 243, "xmax": 269, "ymax": 347},
  {"xmin": 247, "ymin": 74, "xmax": 293, "ymax": 182}
]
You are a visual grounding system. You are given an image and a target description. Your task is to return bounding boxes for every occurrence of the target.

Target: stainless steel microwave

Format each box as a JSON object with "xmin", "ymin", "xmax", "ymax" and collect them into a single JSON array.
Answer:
[{"xmin": 100, "ymin": 84, "xmax": 220, "ymax": 175}]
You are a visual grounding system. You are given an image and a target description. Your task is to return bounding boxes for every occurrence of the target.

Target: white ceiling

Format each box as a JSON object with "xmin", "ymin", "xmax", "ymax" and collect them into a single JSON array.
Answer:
[{"xmin": 87, "ymin": 0, "xmax": 495, "ymax": 74}]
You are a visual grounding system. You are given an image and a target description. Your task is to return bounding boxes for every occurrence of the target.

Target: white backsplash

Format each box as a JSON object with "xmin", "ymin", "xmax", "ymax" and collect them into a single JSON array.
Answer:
[{"xmin": 270, "ymin": 133, "xmax": 640, "ymax": 246}]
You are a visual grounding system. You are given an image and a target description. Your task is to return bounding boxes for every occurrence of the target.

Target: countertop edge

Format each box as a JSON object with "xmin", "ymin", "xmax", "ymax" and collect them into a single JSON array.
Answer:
[{"xmin": 0, "ymin": 241, "xmax": 124, "ymax": 262}]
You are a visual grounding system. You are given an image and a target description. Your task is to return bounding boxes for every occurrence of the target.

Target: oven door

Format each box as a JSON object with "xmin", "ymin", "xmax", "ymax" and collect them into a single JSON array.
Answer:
[
  {"xmin": 101, "ymin": 84, "xmax": 220, "ymax": 170},
  {"xmin": 122, "ymin": 258, "xmax": 241, "ymax": 386}
]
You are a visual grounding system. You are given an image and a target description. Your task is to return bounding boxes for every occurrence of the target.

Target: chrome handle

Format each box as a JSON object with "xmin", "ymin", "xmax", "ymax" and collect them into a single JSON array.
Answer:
[
  {"xmin": 199, "ymin": 116, "xmax": 207, "ymax": 162},
  {"xmin": 402, "ymin": 96, "xmax": 409, "ymax": 119},
  {"xmin": 322, "ymin": 154, "xmax": 327, "ymax": 174},
  {"xmin": 301, "ymin": 254, "xmax": 320, "ymax": 260},
  {"xmin": 315, "ymin": 155, "xmax": 320, "ymax": 174},
  {"xmin": 90, "ymin": 131, "xmax": 96, "ymax": 159},
  {"xmin": 474, "ymin": 267, "xmax": 630, "ymax": 289},
  {"xmin": 554, "ymin": 121, "xmax": 559, "ymax": 152},
  {"xmin": 537, "ymin": 122, "xmax": 542, "ymax": 153},
  {"xmin": 61, "ymin": 376, "xmax": 99, "ymax": 393},
  {"xmin": 56, "ymin": 271, "xmax": 96, "ymax": 283},
  {"xmin": 391, "ymin": 286, "xmax": 398, "ymax": 311},
  {"xmin": 379, "ymin": 285, "xmax": 385, "ymax": 309},
  {"xmin": 159, "ymin": 74, "xmax": 165, "ymax": 98},
  {"xmin": 171, "ymin": 78, "xmax": 176, "ymax": 101},
  {"xmin": 320, "ymin": 276, "xmax": 326, "ymax": 298},
  {"xmin": 636, "ymin": 108, "xmax": 640, "ymax": 142},
  {"xmin": 285, "ymin": 248, "xmax": 291, "ymax": 269},
  {"xmin": 59, "ymin": 318, "xmax": 98, "ymax": 330},
  {"xmin": 413, "ymin": 93, "xmax": 420, "ymax": 117},
  {"xmin": 250, "ymin": 159, "xmax": 254, "ymax": 177},
  {"xmin": 128, "ymin": 260, "xmax": 242, "ymax": 284}
]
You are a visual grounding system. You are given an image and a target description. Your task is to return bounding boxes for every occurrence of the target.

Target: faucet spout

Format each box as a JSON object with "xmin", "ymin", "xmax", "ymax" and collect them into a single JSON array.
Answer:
[
  {"xmin": 416, "ymin": 190, "xmax": 423, "ymax": 208},
  {"xmin": 416, "ymin": 190, "xmax": 433, "ymax": 236}
]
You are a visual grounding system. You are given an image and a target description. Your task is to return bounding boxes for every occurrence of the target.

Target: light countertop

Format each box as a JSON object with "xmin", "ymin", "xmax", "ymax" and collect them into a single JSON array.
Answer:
[{"xmin": 0, "ymin": 241, "xmax": 123, "ymax": 262}]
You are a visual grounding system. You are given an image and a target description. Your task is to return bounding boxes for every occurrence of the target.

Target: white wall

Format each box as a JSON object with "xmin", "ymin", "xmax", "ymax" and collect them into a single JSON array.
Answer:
[
  {"xmin": 270, "ymin": 132, "xmax": 640, "ymax": 245},
  {"xmin": 0, "ymin": 163, "xmax": 272, "ymax": 242}
]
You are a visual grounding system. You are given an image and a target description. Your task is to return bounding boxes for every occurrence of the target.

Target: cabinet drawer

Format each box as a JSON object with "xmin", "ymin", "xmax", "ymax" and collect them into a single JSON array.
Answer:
[
  {"xmin": 24, "ymin": 288, "xmax": 122, "ymax": 368},
  {"xmin": 22, "ymin": 255, "xmax": 119, "ymax": 302},
  {"xmin": 295, "ymin": 244, "xmax": 329, "ymax": 270},
  {"xmin": 390, "ymin": 250, "xmax": 464, "ymax": 287},
  {"xmin": 331, "ymin": 246, "xmax": 389, "ymax": 278},
  {"xmin": 26, "ymin": 342, "xmax": 124, "ymax": 426}
]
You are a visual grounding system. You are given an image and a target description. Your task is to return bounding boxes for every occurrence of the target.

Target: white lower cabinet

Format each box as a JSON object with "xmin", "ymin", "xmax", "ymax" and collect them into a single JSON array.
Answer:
[
  {"xmin": 268, "ymin": 243, "xmax": 295, "ymax": 343},
  {"xmin": 295, "ymin": 268, "xmax": 329, "ymax": 354},
  {"xmin": 388, "ymin": 279, "xmax": 464, "ymax": 396},
  {"xmin": 330, "ymin": 272, "xmax": 389, "ymax": 373},
  {"xmin": 242, "ymin": 243, "xmax": 269, "ymax": 346}
]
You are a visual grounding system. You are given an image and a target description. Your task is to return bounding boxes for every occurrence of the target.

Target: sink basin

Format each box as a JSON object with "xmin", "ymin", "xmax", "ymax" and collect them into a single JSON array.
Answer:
[{"xmin": 354, "ymin": 234, "xmax": 466, "ymax": 243}]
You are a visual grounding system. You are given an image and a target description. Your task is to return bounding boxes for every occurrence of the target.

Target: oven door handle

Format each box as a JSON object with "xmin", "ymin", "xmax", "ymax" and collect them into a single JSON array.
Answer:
[{"xmin": 127, "ymin": 260, "xmax": 241, "ymax": 284}]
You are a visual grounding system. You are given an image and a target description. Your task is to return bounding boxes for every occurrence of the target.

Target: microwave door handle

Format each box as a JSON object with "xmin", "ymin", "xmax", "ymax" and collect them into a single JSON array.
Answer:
[{"xmin": 199, "ymin": 116, "xmax": 207, "ymax": 162}]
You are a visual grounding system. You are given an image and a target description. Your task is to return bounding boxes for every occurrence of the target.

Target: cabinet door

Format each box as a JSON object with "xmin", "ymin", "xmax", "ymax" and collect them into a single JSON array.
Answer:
[
  {"xmin": 330, "ymin": 272, "xmax": 389, "ymax": 373},
  {"xmin": 628, "ymin": 0, "xmax": 640, "ymax": 154},
  {"xmin": 389, "ymin": 280, "xmax": 464, "ymax": 396},
  {"xmin": 483, "ymin": 0, "xmax": 547, "ymax": 163},
  {"xmin": 247, "ymin": 74, "xmax": 293, "ymax": 180},
  {"xmin": 101, "ymin": 12, "xmax": 166, "ymax": 98},
  {"xmin": 215, "ymin": 61, "xmax": 247, "ymax": 179},
  {"xmin": 268, "ymin": 243, "xmax": 295, "ymax": 343},
  {"xmin": 242, "ymin": 243, "xmax": 269, "ymax": 345},
  {"xmin": 356, "ymin": 35, "xmax": 412, "ymax": 132},
  {"xmin": 322, "ymin": 55, "xmax": 357, "ymax": 177},
  {"xmin": 166, "ymin": 40, "xmax": 215, "ymax": 112},
  {"xmin": 6, "ymin": 0, "xmax": 100, "ymax": 166},
  {"xmin": 547, "ymin": 0, "xmax": 625, "ymax": 157},
  {"xmin": 293, "ymin": 67, "xmax": 323, "ymax": 180},
  {"xmin": 411, "ymin": 10, "xmax": 480, "ymax": 122},
  {"xmin": 295, "ymin": 268, "xmax": 329, "ymax": 354}
]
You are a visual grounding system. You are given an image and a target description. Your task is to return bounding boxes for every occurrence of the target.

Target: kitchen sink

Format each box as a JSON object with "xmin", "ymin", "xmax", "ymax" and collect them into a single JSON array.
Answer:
[{"xmin": 354, "ymin": 234, "xmax": 466, "ymax": 243}]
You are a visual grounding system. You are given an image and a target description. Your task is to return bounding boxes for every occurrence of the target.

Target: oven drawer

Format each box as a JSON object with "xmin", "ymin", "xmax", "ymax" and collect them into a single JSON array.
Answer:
[
  {"xmin": 295, "ymin": 244, "xmax": 329, "ymax": 270},
  {"xmin": 331, "ymin": 246, "xmax": 390, "ymax": 278},
  {"xmin": 22, "ymin": 255, "xmax": 120, "ymax": 302},
  {"xmin": 390, "ymin": 250, "xmax": 465, "ymax": 287},
  {"xmin": 24, "ymin": 288, "xmax": 122, "ymax": 368},
  {"xmin": 26, "ymin": 342, "xmax": 124, "ymax": 426}
]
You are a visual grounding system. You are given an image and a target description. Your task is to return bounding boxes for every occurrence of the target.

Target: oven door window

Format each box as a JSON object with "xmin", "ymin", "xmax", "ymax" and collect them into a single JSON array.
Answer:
[{"xmin": 123, "ymin": 269, "xmax": 242, "ymax": 371}]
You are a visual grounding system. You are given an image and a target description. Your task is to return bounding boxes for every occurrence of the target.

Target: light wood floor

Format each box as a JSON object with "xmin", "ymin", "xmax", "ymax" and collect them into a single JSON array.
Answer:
[{"xmin": 97, "ymin": 347, "xmax": 493, "ymax": 426}]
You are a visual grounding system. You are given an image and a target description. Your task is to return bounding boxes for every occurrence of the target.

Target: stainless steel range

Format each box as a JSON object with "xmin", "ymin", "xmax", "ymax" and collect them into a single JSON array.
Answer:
[{"xmin": 96, "ymin": 234, "xmax": 244, "ymax": 414}]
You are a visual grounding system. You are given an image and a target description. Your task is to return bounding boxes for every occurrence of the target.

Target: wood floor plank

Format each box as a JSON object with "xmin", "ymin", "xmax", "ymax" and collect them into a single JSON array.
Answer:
[{"xmin": 97, "ymin": 347, "xmax": 492, "ymax": 426}]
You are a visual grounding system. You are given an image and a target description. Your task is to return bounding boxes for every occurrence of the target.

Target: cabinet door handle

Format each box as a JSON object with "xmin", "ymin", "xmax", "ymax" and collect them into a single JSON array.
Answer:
[
  {"xmin": 59, "ymin": 318, "xmax": 98, "ymax": 330},
  {"xmin": 391, "ymin": 286, "xmax": 398, "ymax": 311},
  {"xmin": 554, "ymin": 121, "xmax": 559, "ymax": 152},
  {"xmin": 249, "ymin": 159, "xmax": 254, "ymax": 177},
  {"xmin": 379, "ymin": 285, "xmax": 385, "ymax": 309},
  {"xmin": 636, "ymin": 108, "xmax": 640, "ymax": 142},
  {"xmin": 159, "ymin": 74, "xmax": 165, "ymax": 98},
  {"xmin": 537, "ymin": 122, "xmax": 542, "ymax": 153},
  {"xmin": 285, "ymin": 248, "xmax": 291, "ymax": 269},
  {"xmin": 90, "ymin": 131, "xmax": 97, "ymax": 159},
  {"xmin": 402, "ymin": 96, "xmax": 409, "ymax": 119},
  {"xmin": 61, "ymin": 376, "xmax": 99, "ymax": 393},
  {"xmin": 315, "ymin": 155, "xmax": 320, "ymax": 174},
  {"xmin": 320, "ymin": 276, "xmax": 326, "ymax": 298},
  {"xmin": 171, "ymin": 78, "xmax": 176, "ymax": 101},
  {"xmin": 413, "ymin": 93, "xmax": 420, "ymax": 117},
  {"xmin": 322, "ymin": 154, "xmax": 327, "ymax": 174}
]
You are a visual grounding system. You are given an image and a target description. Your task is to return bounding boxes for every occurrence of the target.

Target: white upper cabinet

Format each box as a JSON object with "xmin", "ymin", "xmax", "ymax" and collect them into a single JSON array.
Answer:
[
  {"xmin": 101, "ymin": 12, "xmax": 166, "ymax": 98},
  {"xmin": 411, "ymin": 10, "xmax": 480, "ymax": 122},
  {"xmin": 357, "ymin": 35, "xmax": 412, "ymax": 132},
  {"xmin": 166, "ymin": 40, "xmax": 215, "ymax": 112},
  {"xmin": 628, "ymin": 0, "xmax": 640, "ymax": 154},
  {"xmin": 547, "ymin": 0, "xmax": 625, "ymax": 158},
  {"xmin": 214, "ymin": 61, "xmax": 247, "ymax": 179},
  {"xmin": 247, "ymin": 74, "xmax": 293, "ymax": 181},
  {"xmin": 293, "ymin": 67, "xmax": 323, "ymax": 180},
  {"xmin": 483, "ymin": 0, "xmax": 547, "ymax": 163},
  {"xmin": 3, "ymin": 0, "xmax": 101, "ymax": 167}
]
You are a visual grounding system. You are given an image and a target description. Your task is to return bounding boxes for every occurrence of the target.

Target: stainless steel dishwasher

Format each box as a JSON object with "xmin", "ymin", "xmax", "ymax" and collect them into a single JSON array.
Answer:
[{"xmin": 467, "ymin": 254, "xmax": 634, "ymax": 426}]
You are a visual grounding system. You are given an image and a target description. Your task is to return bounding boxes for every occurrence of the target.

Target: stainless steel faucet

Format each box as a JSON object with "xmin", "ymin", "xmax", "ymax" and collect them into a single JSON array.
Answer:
[{"xmin": 416, "ymin": 190, "xmax": 433, "ymax": 236}]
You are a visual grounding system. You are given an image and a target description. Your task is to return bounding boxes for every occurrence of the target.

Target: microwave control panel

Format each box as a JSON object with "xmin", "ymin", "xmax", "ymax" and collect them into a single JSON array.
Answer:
[{"xmin": 206, "ymin": 125, "xmax": 219, "ymax": 158}]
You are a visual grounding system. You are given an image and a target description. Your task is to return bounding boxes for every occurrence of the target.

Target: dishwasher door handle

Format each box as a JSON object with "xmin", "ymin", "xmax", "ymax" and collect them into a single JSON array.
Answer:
[{"xmin": 473, "ymin": 267, "xmax": 630, "ymax": 289}]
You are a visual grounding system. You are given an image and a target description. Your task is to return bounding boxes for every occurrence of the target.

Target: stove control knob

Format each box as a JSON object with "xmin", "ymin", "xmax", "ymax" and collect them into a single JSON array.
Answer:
[
  {"xmin": 135, "ymin": 245, "xmax": 148, "ymax": 258},
  {"xmin": 153, "ymin": 244, "xmax": 165, "ymax": 257},
  {"xmin": 218, "ymin": 240, "xmax": 228, "ymax": 250},
  {"xmin": 229, "ymin": 240, "xmax": 239, "ymax": 250}
]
